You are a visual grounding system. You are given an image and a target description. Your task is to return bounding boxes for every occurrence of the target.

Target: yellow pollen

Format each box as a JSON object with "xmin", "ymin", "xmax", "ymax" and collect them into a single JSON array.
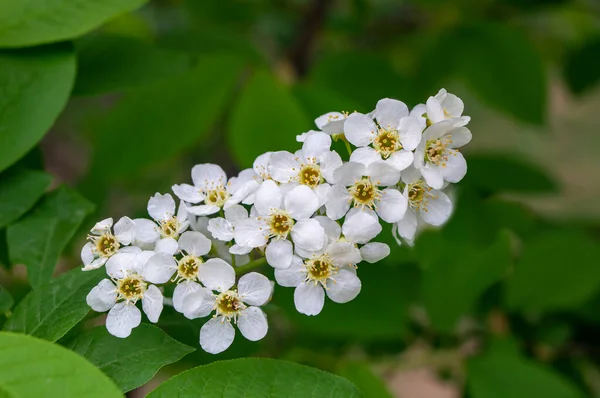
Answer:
[
  {"xmin": 215, "ymin": 291, "xmax": 245, "ymax": 318},
  {"xmin": 177, "ymin": 255, "xmax": 201, "ymax": 281},
  {"xmin": 298, "ymin": 164, "xmax": 321, "ymax": 188},
  {"xmin": 373, "ymin": 128, "xmax": 400, "ymax": 158},
  {"xmin": 407, "ymin": 181, "xmax": 437, "ymax": 212},
  {"xmin": 205, "ymin": 187, "xmax": 229, "ymax": 207},
  {"xmin": 349, "ymin": 178, "xmax": 381, "ymax": 209},
  {"xmin": 117, "ymin": 274, "xmax": 147, "ymax": 301},
  {"xmin": 92, "ymin": 233, "xmax": 120, "ymax": 257},
  {"xmin": 159, "ymin": 217, "xmax": 180, "ymax": 238},
  {"xmin": 305, "ymin": 255, "xmax": 337, "ymax": 286},
  {"xmin": 268, "ymin": 211, "xmax": 294, "ymax": 238}
]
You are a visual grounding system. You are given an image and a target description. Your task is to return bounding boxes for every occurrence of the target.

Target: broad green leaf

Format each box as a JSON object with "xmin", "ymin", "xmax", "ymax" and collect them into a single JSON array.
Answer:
[
  {"xmin": 0, "ymin": 286, "xmax": 13, "ymax": 313},
  {"xmin": 66, "ymin": 324, "xmax": 195, "ymax": 392},
  {"xmin": 7, "ymin": 186, "xmax": 95, "ymax": 289},
  {"xmin": 468, "ymin": 339, "xmax": 584, "ymax": 398},
  {"xmin": 278, "ymin": 262, "xmax": 418, "ymax": 341},
  {"xmin": 3, "ymin": 268, "xmax": 103, "ymax": 342},
  {"xmin": 0, "ymin": 0, "xmax": 148, "ymax": 48},
  {"xmin": 463, "ymin": 154, "xmax": 557, "ymax": 194},
  {"xmin": 338, "ymin": 362, "xmax": 394, "ymax": 398},
  {"xmin": 228, "ymin": 69, "xmax": 311, "ymax": 168},
  {"xmin": 0, "ymin": 332, "xmax": 121, "ymax": 397},
  {"xmin": 74, "ymin": 35, "xmax": 191, "ymax": 96},
  {"xmin": 147, "ymin": 358, "xmax": 361, "ymax": 397},
  {"xmin": 418, "ymin": 231, "xmax": 512, "ymax": 332},
  {"xmin": 507, "ymin": 230, "xmax": 600, "ymax": 313},
  {"xmin": 0, "ymin": 169, "xmax": 52, "ymax": 229},
  {"xmin": 88, "ymin": 54, "xmax": 245, "ymax": 180},
  {"xmin": 564, "ymin": 36, "xmax": 600, "ymax": 95},
  {"xmin": 310, "ymin": 51, "xmax": 417, "ymax": 110},
  {"xmin": 453, "ymin": 24, "xmax": 546, "ymax": 124},
  {"xmin": 0, "ymin": 45, "xmax": 75, "ymax": 173}
]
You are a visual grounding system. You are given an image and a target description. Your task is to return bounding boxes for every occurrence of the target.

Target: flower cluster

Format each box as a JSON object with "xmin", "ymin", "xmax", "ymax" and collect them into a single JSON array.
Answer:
[{"xmin": 83, "ymin": 89, "xmax": 471, "ymax": 354}]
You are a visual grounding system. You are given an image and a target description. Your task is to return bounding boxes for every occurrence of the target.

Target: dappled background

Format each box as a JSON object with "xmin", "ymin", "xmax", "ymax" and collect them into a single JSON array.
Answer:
[{"xmin": 2, "ymin": 0, "xmax": 600, "ymax": 396}]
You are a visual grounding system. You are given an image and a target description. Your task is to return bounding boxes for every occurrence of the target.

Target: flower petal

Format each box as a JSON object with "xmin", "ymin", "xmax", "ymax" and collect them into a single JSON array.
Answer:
[
  {"xmin": 313, "ymin": 215, "xmax": 341, "ymax": 242},
  {"xmin": 133, "ymin": 218, "xmax": 160, "ymax": 248},
  {"xmin": 302, "ymin": 131, "xmax": 331, "ymax": 159},
  {"xmin": 394, "ymin": 209, "xmax": 418, "ymax": 242},
  {"xmin": 344, "ymin": 113, "xmax": 377, "ymax": 147},
  {"xmin": 342, "ymin": 208, "xmax": 382, "ymax": 244},
  {"xmin": 359, "ymin": 242, "xmax": 390, "ymax": 263},
  {"xmin": 182, "ymin": 287, "xmax": 216, "ymax": 319},
  {"xmin": 268, "ymin": 151, "xmax": 300, "ymax": 184},
  {"xmin": 185, "ymin": 204, "xmax": 220, "ymax": 216},
  {"xmin": 398, "ymin": 115, "xmax": 423, "ymax": 151},
  {"xmin": 320, "ymin": 150, "xmax": 343, "ymax": 183},
  {"xmin": 366, "ymin": 160, "xmax": 400, "ymax": 186},
  {"xmin": 386, "ymin": 150, "xmax": 413, "ymax": 172},
  {"xmin": 325, "ymin": 184, "xmax": 351, "ymax": 220},
  {"xmin": 200, "ymin": 317, "xmax": 235, "ymax": 354},
  {"xmin": 326, "ymin": 269, "xmax": 361, "ymax": 303},
  {"xmin": 155, "ymin": 237, "xmax": 179, "ymax": 255},
  {"xmin": 142, "ymin": 284, "xmax": 163, "ymax": 323},
  {"xmin": 333, "ymin": 161, "xmax": 365, "ymax": 186},
  {"xmin": 81, "ymin": 242, "xmax": 95, "ymax": 267},
  {"xmin": 234, "ymin": 217, "xmax": 268, "ymax": 248},
  {"xmin": 173, "ymin": 281, "xmax": 202, "ymax": 313},
  {"xmin": 284, "ymin": 185, "xmax": 319, "ymax": 220},
  {"xmin": 291, "ymin": 219, "xmax": 325, "ymax": 251},
  {"xmin": 179, "ymin": 231, "xmax": 212, "ymax": 257},
  {"xmin": 254, "ymin": 180, "xmax": 283, "ymax": 216},
  {"xmin": 315, "ymin": 111, "xmax": 345, "ymax": 133},
  {"xmin": 327, "ymin": 241, "xmax": 361, "ymax": 266},
  {"xmin": 274, "ymin": 256, "xmax": 306, "ymax": 287},
  {"xmin": 172, "ymin": 183, "xmax": 204, "ymax": 203},
  {"xmin": 447, "ymin": 127, "xmax": 472, "ymax": 148},
  {"xmin": 198, "ymin": 258, "xmax": 235, "ymax": 292},
  {"xmin": 294, "ymin": 282, "xmax": 325, "ymax": 316},
  {"xmin": 142, "ymin": 253, "xmax": 177, "ymax": 284},
  {"xmin": 376, "ymin": 188, "xmax": 407, "ymax": 223},
  {"xmin": 238, "ymin": 307, "xmax": 268, "ymax": 341},
  {"xmin": 420, "ymin": 189, "xmax": 453, "ymax": 226},
  {"xmin": 350, "ymin": 146, "xmax": 381, "ymax": 168},
  {"xmin": 106, "ymin": 251, "xmax": 139, "ymax": 279},
  {"xmin": 86, "ymin": 279, "xmax": 116, "ymax": 312},
  {"xmin": 148, "ymin": 193, "xmax": 176, "ymax": 222},
  {"xmin": 224, "ymin": 204, "xmax": 248, "ymax": 224},
  {"xmin": 191, "ymin": 164, "xmax": 227, "ymax": 190},
  {"xmin": 238, "ymin": 272, "xmax": 273, "ymax": 306},
  {"xmin": 265, "ymin": 239, "xmax": 293, "ymax": 269},
  {"xmin": 441, "ymin": 151, "xmax": 467, "ymax": 183},
  {"xmin": 113, "ymin": 216, "xmax": 136, "ymax": 245},
  {"xmin": 373, "ymin": 98, "xmax": 408, "ymax": 129},
  {"xmin": 106, "ymin": 302, "xmax": 141, "ymax": 338}
]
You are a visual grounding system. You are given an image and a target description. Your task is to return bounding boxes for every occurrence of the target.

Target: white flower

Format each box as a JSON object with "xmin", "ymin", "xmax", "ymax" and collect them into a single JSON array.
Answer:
[
  {"xmin": 133, "ymin": 193, "xmax": 189, "ymax": 252},
  {"xmin": 191, "ymin": 215, "xmax": 251, "ymax": 265},
  {"xmin": 413, "ymin": 120, "xmax": 472, "ymax": 189},
  {"xmin": 86, "ymin": 247, "xmax": 163, "ymax": 338},
  {"xmin": 234, "ymin": 180, "xmax": 326, "ymax": 269},
  {"xmin": 182, "ymin": 271, "xmax": 273, "ymax": 354},
  {"xmin": 274, "ymin": 242, "xmax": 362, "ymax": 316},
  {"xmin": 207, "ymin": 204, "xmax": 254, "ymax": 255},
  {"xmin": 325, "ymin": 161, "xmax": 406, "ymax": 223},
  {"xmin": 393, "ymin": 180, "xmax": 453, "ymax": 244},
  {"xmin": 81, "ymin": 217, "xmax": 136, "ymax": 271},
  {"xmin": 314, "ymin": 112, "xmax": 348, "ymax": 135},
  {"xmin": 426, "ymin": 88, "xmax": 470, "ymax": 126},
  {"xmin": 343, "ymin": 99, "xmax": 422, "ymax": 171}
]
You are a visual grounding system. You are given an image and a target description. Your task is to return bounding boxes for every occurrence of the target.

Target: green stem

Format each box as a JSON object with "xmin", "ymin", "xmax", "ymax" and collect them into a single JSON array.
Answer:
[
  {"xmin": 235, "ymin": 257, "xmax": 267, "ymax": 275},
  {"xmin": 343, "ymin": 138, "xmax": 352, "ymax": 157}
]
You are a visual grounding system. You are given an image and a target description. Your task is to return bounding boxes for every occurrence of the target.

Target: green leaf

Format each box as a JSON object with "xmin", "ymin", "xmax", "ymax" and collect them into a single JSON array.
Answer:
[
  {"xmin": 468, "ymin": 339, "xmax": 584, "ymax": 398},
  {"xmin": 0, "ymin": 332, "xmax": 121, "ymax": 397},
  {"xmin": 338, "ymin": 361, "xmax": 394, "ymax": 398},
  {"xmin": 0, "ymin": 286, "xmax": 13, "ymax": 313},
  {"xmin": 418, "ymin": 231, "xmax": 512, "ymax": 332},
  {"xmin": 147, "ymin": 358, "xmax": 361, "ymax": 398},
  {"xmin": 74, "ymin": 35, "xmax": 191, "ymax": 96},
  {"xmin": 228, "ymin": 69, "xmax": 310, "ymax": 168},
  {"xmin": 66, "ymin": 324, "xmax": 195, "ymax": 392},
  {"xmin": 7, "ymin": 186, "xmax": 95, "ymax": 289},
  {"xmin": 0, "ymin": 0, "xmax": 148, "ymax": 48},
  {"xmin": 0, "ymin": 169, "xmax": 52, "ymax": 229},
  {"xmin": 278, "ymin": 262, "xmax": 418, "ymax": 341},
  {"xmin": 3, "ymin": 268, "xmax": 103, "ymax": 342},
  {"xmin": 0, "ymin": 45, "xmax": 75, "ymax": 173},
  {"xmin": 564, "ymin": 36, "xmax": 600, "ymax": 95},
  {"xmin": 453, "ymin": 24, "xmax": 546, "ymax": 124},
  {"xmin": 507, "ymin": 230, "xmax": 600, "ymax": 313},
  {"xmin": 464, "ymin": 153, "xmax": 557, "ymax": 194},
  {"xmin": 88, "ymin": 54, "xmax": 245, "ymax": 180}
]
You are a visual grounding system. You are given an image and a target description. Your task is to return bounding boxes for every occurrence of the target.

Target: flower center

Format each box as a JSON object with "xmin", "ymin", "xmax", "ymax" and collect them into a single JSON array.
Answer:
[
  {"xmin": 177, "ymin": 255, "xmax": 201, "ymax": 281},
  {"xmin": 305, "ymin": 255, "xmax": 337, "ymax": 286},
  {"xmin": 407, "ymin": 181, "xmax": 436, "ymax": 212},
  {"xmin": 117, "ymin": 274, "xmax": 147, "ymax": 301},
  {"xmin": 298, "ymin": 164, "xmax": 321, "ymax": 188},
  {"xmin": 349, "ymin": 177, "xmax": 381, "ymax": 209},
  {"xmin": 94, "ymin": 233, "xmax": 120, "ymax": 257},
  {"xmin": 159, "ymin": 217, "xmax": 180, "ymax": 238},
  {"xmin": 215, "ymin": 291, "xmax": 245, "ymax": 318},
  {"xmin": 373, "ymin": 129, "xmax": 400, "ymax": 158},
  {"xmin": 268, "ymin": 210, "xmax": 294, "ymax": 239},
  {"xmin": 205, "ymin": 187, "xmax": 229, "ymax": 207},
  {"xmin": 424, "ymin": 139, "xmax": 454, "ymax": 167}
]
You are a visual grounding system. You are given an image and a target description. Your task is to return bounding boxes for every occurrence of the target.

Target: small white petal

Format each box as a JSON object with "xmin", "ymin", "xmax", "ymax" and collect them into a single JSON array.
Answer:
[
  {"xmin": 86, "ymin": 279, "xmax": 117, "ymax": 312},
  {"xmin": 106, "ymin": 251, "xmax": 139, "ymax": 279},
  {"xmin": 327, "ymin": 241, "xmax": 361, "ymax": 266},
  {"xmin": 441, "ymin": 151, "xmax": 467, "ymax": 183},
  {"xmin": 360, "ymin": 242, "xmax": 390, "ymax": 263},
  {"xmin": 268, "ymin": 151, "xmax": 301, "ymax": 184},
  {"xmin": 302, "ymin": 131, "xmax": 331, "ymax": 159},
  {"xmin": 284, "ymin": 185, "xmax": 319, "ymax": 220},
  {"xmin": 386, "ymin": 150, "xmax": 413, "ymax": 172},
  {"xmin": 333, "ymin": 162, "xmax": 365, "ymax": 186},
  {"xmin": 420, "ymin": 189, "xmax": 453, "ymax": 226},
  {"xmin": 91, "ymin": 218, "xmax": 113, "ymax": 235},
  {"xmin": 172, "ymin": 183, "xmax": 203, "ymax": 203},
  {"xmin": 113, "ymin": 216, "xmax": 136, "ymax": 245},
  {"xmin": 142, "ymin": 253, "xmax": 177, "ymax": 284},
  {"xmin": 142, "ymin": 284, "xmax": 163, "ymax": 323},
  {"xmin": 185, "ymin": 204, "xmax": 220, "ymax": 216},
  {"xmin": 398, "ymin": 115, "xmax": 423, "ymax": 151},
  {"xmin": 420, "ymin": 164, "xmax": 444, "ymax": 190},
  {"xmin": 294, "ymin": 282, "xmax": 325, "ymax": 316},
  {"xmin": 106, "ymin": 302, "xmax": 141, "ymax": 338},
  {"xmin": 291, "ymin": 219, "xmax": 325, "ymax": 251},
  {"xmin": 447, "ymin": 127, "xmax": 472, "ymax": 148},
  {"xmin": 81, "ymin": 242, "xmax": 95, "ymax": 267},
  {"xmin": 315, "ymin": 112, "xmax": 345, "ymax": 133},
  {"xmin": 274, "ymin": 256, "xmax": 305, "ymax": 287},
  {"xmin": 342, "ymin": 208, "xmax": 382, "ymax": 244},
  {"xmin": 173, "ymin": 281, "xmax": 203, "ymax": 313},
  {"xmin": 376, "ymin": 188, "xmax": 407, "ymax": 223},
  {"xmin": 344, "ymin": 113, "xmax": 377, "ymax": 147},
  {"xmin": 265, "ymin": 240, "xmax": 293, "ymax": 269},
  {"xmin": 82, "ymin": 257, "xmax": 108, "ymax": 271},
  {"xmin": 148, "ymin": 193, "xmax": 176, "ymax": 222},
  {"xmin": 198, "ymin": 258, "xmax": 235, "ymax": 292},
  {"xmin": 313, "ymin": 215, "xmax": 341, "ymax": 242},
  {"xmin": 426, "ymin": 96, "xmax": 445, "ymax": 123},
  {"xmin": 207, "ymin": 218, "xmax": 234, "ymax": 241},
  {"xmin": 320, "ymin": 150, "xmax": 343, "ymax": 183},
  {"xmin": 325, "ymin": 184, "xmax": 351, "ymax": 220},
  {"xmin": 395, "ymin": 209, "xmax": 418, "ymax": 241},
  {"xmin": 191, "ymin": 164, "xmax": 227, "ymax": 190},
  {"xmin": 350, "ymin": 146, "xmax": 381, "ymax": 167},
  {"xmin": 200, "ymin": 317, "xmax": 235, "ymax": 354},
  {"xmin": 230, "ymin": 244, "xmax": 253, "ymax": 256},
  {"xmin": 155, "ymin": 237, "xmax": 179, "ymax": 255},
  {"xmin": 179, "ymin": 231, "xmax": 212, "ymax": 256},
  {"xmin": 253, "ymin": 152, "xmax": 272, "ymax": 179},
  {"xmin": 133, "ymin": 218, "xmax": 160, "ymax": 248},
  {"xmin": 366, "ymin": 161, "xmax": 400, "ymax": 187},
  {"xmin": 326, "ymin": 269, "xmax": 361, "ymax": 303},
  {"xmin": 238, "ymin": 272, "xmax": 273, "ymax": 306},
  {"xmin": 182, "ymin": 287, "xmax": 216, "ymax": 319},
  {"xmin": 224, "ymin": 204, "xmax": 248, "ymax": 224},
  {"xmin": 315, "ymin": 183, "xmax": 331, "ymax": 208},
  {"xmin": 254, "ymin": 180, "xmax": 283, "ymax": 216},
  {"xmin": 238, "ymin": 307, "xmax": 268, "ymax": 341},
  {"xmin": 234, "ymin": 217, "xmax": 269, "ymax": 248}
]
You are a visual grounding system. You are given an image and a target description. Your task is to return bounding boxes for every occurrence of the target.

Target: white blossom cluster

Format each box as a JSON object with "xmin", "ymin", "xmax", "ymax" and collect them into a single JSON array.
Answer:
[{"xmin": 82, "ymin": 89, "xmax": 471, "ymax": 354}]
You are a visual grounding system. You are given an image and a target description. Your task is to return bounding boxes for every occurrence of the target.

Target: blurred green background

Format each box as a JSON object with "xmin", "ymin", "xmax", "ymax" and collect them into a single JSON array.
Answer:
[{"xmin": 2, "ymin": 0, "xmax": 600, "ymax": 396}]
